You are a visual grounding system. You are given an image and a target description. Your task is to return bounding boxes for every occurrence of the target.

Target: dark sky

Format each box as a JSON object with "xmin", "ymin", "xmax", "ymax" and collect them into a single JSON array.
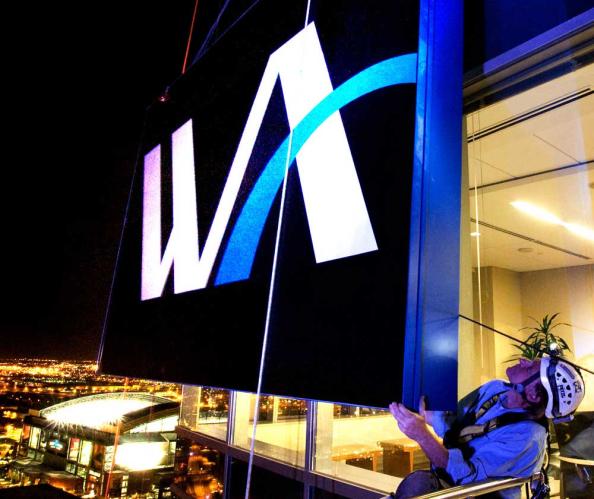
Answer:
[
  {"xmin": 2, "ymin": 1, "xmax": 197, "ymax": 359},
  {"xmin": 2, "ymin": 1, "xmax": 589, "ymax": 361}
]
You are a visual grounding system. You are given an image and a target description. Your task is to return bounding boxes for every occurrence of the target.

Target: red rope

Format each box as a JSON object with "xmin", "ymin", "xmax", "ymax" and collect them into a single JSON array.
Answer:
[{"xmin": 182, "ymin": 0, "xmax": 200, "ymax": 74}]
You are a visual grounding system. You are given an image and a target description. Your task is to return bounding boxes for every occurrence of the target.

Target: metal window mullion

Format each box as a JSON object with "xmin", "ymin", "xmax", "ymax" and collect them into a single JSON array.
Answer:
[
  {"xmin": 303, "ymin": 399, "xmax": 317, "ymax": 499},
  {"xmin": 224, "ymin": 390, "xmax": 237, "ymax": 499}
]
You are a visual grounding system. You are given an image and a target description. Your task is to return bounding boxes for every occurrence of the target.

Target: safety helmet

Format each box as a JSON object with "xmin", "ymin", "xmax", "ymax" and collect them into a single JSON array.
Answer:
[{"xmin": 540, "ymin": 356, "xmax": 585, "ymax": 420}]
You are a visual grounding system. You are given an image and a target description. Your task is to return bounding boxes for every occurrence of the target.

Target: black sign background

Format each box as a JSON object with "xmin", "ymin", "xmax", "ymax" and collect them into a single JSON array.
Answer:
[{"xmin": 101, "ymin": 0, "xmax": 419, "ymax": 407}]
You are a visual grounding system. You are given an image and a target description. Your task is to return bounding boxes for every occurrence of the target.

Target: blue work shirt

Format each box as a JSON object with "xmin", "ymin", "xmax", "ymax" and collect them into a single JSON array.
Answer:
[{"xmin": 432, "ymin": 380, "xmax": 547, "ymax": 499}]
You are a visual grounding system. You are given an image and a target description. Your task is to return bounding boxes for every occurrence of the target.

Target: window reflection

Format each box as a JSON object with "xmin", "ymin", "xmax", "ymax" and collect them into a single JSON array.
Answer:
[
  {"xmin": 232, "ymin": 393, "xmax": 307, "ymax": 467},
  {"xmin": 462, "ymin": 60, "xmax": 594, "ymax": 402},
  {"xmin": 180, "ymin": 385, "xmax": 229, "ymax": 440},
  {"xmin": 315, "ymin": 403, "xmax": 420, "ymax": 493},
  {"xmin": 462, "ymin": 61, "xmax": 594, "ymax": 499}
]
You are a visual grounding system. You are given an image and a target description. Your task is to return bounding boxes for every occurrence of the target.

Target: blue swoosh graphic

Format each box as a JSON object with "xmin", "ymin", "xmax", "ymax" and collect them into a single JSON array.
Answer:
[{"xmin": 215, "ymin": 53, "xmax": 417, "ymax": 285}]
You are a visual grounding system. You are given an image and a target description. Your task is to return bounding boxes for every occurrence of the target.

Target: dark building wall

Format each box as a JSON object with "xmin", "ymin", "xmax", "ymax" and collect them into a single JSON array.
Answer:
[{"xmin": 464, "ymin": 0, "xmax": 593, "ymax": 71}]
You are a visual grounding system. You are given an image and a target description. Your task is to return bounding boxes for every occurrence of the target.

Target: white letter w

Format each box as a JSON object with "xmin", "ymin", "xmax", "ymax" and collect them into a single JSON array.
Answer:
[{"xmin": 141, "ymin": 23, "xmax": 377, "ymax": 301}]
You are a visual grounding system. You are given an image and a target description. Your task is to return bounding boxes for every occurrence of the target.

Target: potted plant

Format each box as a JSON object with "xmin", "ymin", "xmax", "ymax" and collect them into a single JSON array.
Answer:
[{"xmin": 512, "ymin": 313, "xmax": 571, "ymax": 360}]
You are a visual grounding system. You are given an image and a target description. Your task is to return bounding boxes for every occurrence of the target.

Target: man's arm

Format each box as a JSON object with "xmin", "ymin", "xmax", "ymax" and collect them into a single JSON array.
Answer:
[
  {"xmin": 389, "ymin": 402, "xmax": 546, "ymax": 484},
  {"xmin": 389, "ymin": 402, "xmax": 448, "ymax": 468},
  {"xmin": 445, "ymin": 422, "xmax": 546, "ymax": 484}
]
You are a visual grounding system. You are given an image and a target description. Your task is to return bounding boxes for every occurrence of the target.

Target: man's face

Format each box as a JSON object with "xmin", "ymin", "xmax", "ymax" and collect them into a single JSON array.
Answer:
[{"xmin": 506, "ymin": 357, "xmax": 541, "ymax": 384}]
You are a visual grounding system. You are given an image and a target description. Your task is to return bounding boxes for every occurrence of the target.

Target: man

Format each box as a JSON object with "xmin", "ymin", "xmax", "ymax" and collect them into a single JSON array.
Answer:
[{"xmin": 390, "ymin": 356, "xmax": 585, "ymax": 498}]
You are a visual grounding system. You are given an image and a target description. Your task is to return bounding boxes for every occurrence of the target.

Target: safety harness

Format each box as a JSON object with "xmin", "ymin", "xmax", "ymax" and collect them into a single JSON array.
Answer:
[
  {"xmin": 443, "ymin": 389, "xmax": 548, "ymax": 454},
  {"xmin": 440, "ymin": 388, "xmax": 550, "ymax": 499}
]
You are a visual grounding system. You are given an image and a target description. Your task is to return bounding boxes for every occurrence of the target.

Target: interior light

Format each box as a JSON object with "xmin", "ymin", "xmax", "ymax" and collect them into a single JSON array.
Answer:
[
  {"xmin": 470, "ymin": 232, "xmax": 480, "ymax": 237},
  {"xmin": 564, "ymin": 223, "xmax": 594, "ymax": 242},
  {"xmin": 510, "ymin": 201, "xmax": 562, "ymax": 225},
  {"xmin": 511, "ymin": 201, "xmax": 594, "ymax": 242}
]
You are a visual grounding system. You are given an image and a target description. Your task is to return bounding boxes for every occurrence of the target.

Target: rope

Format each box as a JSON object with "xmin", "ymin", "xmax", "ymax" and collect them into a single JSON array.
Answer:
[
  {"xmin": 459, "ymin": 314, "xmax": 594, "ymax": 376},
  {"xmin": 182, "ymin": 0, "xmax": 201, "ymax": 74},
  {"xmin": 192, "ymin": 0, "xmax": 262, "ymax": 65},
  {"xmin": 96, "ymin": 110, "xmax": 149, "ymax": 368},
  {"xmin": 194, "ymin": 0, "xmax": 233, "ymax": 63},
  {"xmin": 244, "ymin": 4, "xmax": 312, "ymax": 497}
]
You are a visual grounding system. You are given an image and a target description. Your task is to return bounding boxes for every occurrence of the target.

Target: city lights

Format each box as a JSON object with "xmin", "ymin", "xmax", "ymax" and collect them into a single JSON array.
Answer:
[{"xmin": 115, "ymin": 442, "xmax": 168, "ymax": 471}]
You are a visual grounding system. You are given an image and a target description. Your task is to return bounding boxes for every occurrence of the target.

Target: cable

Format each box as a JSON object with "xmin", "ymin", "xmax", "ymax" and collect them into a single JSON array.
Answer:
[
  {"xmin": 244, "ymin": 4, "xmax": 312, "ymax": 497},
  {"xmin": 459, "ymin": 314, "xmax": 594, "ymax": 376},
  {"xmin": 192, "ymin": 0, "xmax": 262, "ymax": 65},
  {"xmin": 182, "ymin": 0, "xmax": 201, "ymax": 74},
  {"xmin": 194, "ymin": 0, "xmax": 233, "ymax": 63},
  {"xmin": 96, "ymin": 109, "xmax": 150, "ymax": 368}
]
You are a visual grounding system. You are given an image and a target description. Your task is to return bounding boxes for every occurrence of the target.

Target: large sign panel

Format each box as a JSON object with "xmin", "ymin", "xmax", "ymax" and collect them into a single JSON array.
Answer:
[{"xmin": 101, "ymin": 0, "xmax": 422, "ymax": 407}]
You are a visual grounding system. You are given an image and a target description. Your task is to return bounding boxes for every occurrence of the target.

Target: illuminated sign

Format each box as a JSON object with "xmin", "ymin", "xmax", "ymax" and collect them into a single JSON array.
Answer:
[
  {"xmin": 141, "ymin": 24, "xmax": 417, "ymax": 300},
  {"xmin": 101, "ymin": 0, "xmax": 463, "ymax": 408},
  {"xmin": 49, "ymin": 439, "xmax": 64, "ymax": 451}
]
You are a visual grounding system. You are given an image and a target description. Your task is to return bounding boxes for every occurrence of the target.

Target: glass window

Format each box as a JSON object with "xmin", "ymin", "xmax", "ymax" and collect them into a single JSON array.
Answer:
[
  {"xmin": 180, "ymin": 385, "xmax": 229, "ymax": 441},
  {"xmin": 29, "ymin": 427, "xmax": 40, "ymax": 450},
  {"xmin": 79, "ymin": 440, "xmax": 93, "ymax": 465},
  {"xmin": 315, "ymin": 403, "xmax": 421, "ymax": 493},
  {"xmin": 129, "ymin": 414, "xmax": 179, "ymax": 433},
  {"xmin": 68, "ymin": 438, "xmax": 81, "ymax": 461},
  {"xmin": 39, "ymin": 429, "xmax": 47, "ymax": 450},
  {"xmin": 91, "ymin": 443, "xmax": 105, "ymax": 471},
  {"xmin": 104, "ymin": 445, "xmax": 114, "ymax": 472},
  {"xmin": 232, "ymin": 393, "xmax": 306, "ymax": 467},
  {"xmin": 461, "ymin": 61, "xmax": 594, "ymax": 499},
  {"xmin": 460, "ymin": 60, "xmax": 594, "ymax": 400}
]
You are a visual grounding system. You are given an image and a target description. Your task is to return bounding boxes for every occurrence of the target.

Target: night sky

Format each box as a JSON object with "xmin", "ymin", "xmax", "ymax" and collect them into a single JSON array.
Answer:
[
  {"xmin": 2, "ymin": 1, "xmax": 197, "ymax": 359},
  {"xmin": 2, "ymin": 1, "xmax": 588, "ymax": 360}
]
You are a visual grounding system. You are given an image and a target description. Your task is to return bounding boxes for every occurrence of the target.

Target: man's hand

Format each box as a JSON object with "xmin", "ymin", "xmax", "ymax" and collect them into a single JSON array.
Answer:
[
  {"xmin": 389, "ymin": 401, "xmax": 449, "ymax": 469},
  {"xmin": 389, "ymin": 402, "xmax": 431, "ymax": 442}
]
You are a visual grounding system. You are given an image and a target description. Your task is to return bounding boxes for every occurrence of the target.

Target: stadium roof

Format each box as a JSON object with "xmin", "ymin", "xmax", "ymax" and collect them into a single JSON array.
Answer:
[{"xmin": 39, "ymin": 392, "xmax": 176, "ymax": 431}]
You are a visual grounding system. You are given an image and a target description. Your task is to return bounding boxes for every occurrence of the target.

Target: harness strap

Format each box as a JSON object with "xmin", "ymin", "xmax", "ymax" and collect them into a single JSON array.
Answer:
[
  {"xmin": 444, "ymin": 390, "xmax": 548, "ymax": 449},
  {"xmin": 456, "ymin": 412, "xmax": 540, "ymax": 444}
]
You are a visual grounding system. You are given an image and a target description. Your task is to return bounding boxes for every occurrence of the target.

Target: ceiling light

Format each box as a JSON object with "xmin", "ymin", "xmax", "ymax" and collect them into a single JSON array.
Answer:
[
  {"xmin": 511, "ymin": 201, "xmax": 594, "ymax": 243},
  {"xmin": 510, "ymin": 201, "xmax": 562, "ymax": 225},
  {"xmin": 564, "ymin": 223, "xmax": 594, "ymax": 242}
]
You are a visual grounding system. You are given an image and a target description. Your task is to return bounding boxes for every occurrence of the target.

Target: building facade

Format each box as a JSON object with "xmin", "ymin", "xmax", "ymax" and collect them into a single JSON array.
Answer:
[
  {"xmin": 168, "ymin": 4, "xmax": 594, "ymax": 499},
  {"xmin": 97, "ymin": 2, "xmax": 594, "ymax": 498},
  {"xmin": 13, "ymin": 393, "xmax": 179, "ymax": 498}
]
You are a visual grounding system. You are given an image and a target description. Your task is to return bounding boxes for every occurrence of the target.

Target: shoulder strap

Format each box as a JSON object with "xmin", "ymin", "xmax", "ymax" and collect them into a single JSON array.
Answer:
[
  {"xmin": 443, "ymin": 391, "xmax": 506, "ymax": 448},
  {"xmin": 456, "ymin": 412, "xmax": 546, "ymax": 444}
]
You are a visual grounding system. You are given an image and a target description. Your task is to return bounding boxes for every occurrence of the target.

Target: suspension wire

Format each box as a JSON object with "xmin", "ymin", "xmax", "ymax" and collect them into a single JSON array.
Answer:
[
  {"xmin": 459, "ymin": 314, "xmax": 594, "ymax": 376},
  {"xmin": 244, "ymin": 130, "xmax": 293, "ymax": 499},
  {"xmin": 244, "ymin": 4, "xmax": 312, "ymax": 497},
  {"xmin": 182, "ymin": 0, "xmax": 201, "ymax": 74},
  {"xmin": 468, "ymin": 111, "xmax": 485, "ymax": 370},
  {"xmin": 193, "ymin": 0, "xmax": 262, "ymax": 65},
  {"xmin": 194, "ymin": 0, "xmax": 233, "ymax": 63},
  {"xmin": 97, "ymin": 109, "xmax": 150, "ymax": 368}
]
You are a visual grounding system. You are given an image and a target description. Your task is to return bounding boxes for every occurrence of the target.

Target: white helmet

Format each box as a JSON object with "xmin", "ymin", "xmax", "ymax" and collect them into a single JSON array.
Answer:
[{"xmin": 540, "ymin": 356, "xmax": 585, "ymax": 419}]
